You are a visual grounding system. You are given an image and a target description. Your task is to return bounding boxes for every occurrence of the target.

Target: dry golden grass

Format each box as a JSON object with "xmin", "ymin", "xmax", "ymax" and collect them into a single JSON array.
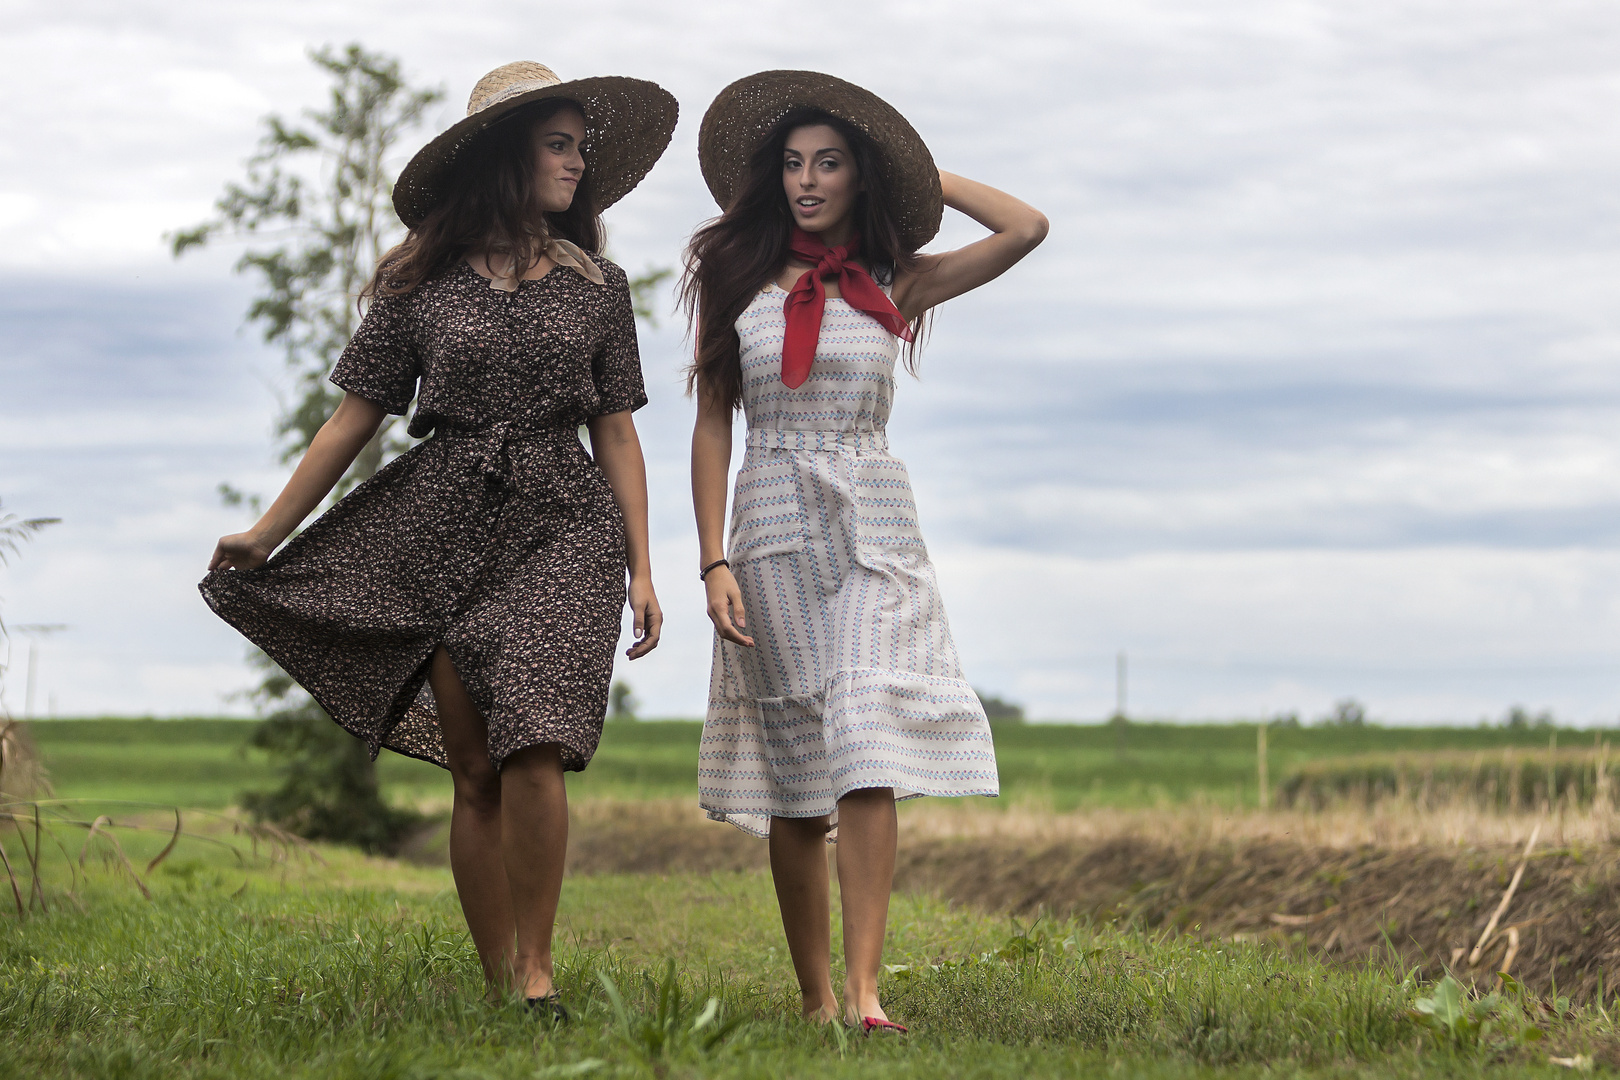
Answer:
[
  {"xmin": 893, "ymin": 793, "xmax": 1615, "ymax": 851},
  {"xmin": 0, "ymin": 719, "xmax": 51, "ymax": 801}
]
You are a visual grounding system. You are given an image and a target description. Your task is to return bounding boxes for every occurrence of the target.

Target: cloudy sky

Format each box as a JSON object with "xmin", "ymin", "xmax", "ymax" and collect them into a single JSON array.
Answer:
[{"xmin": 4, "ymin": 0, "xmax": 1620, "ymax": 723}]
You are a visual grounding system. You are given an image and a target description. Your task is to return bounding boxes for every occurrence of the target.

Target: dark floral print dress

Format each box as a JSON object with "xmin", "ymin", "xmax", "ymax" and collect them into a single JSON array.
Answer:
[{"xmin": 200, "ymin": 256, "xmax": 647, "ymax": 772}]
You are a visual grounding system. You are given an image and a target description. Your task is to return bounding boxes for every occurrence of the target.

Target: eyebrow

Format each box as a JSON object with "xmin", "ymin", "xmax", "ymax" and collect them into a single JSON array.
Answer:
[
  {"xmin": 542, "ymin": 130, "xmax": 577, "ymax": 142},
  {"xmin": 786, "ymin": 147, "xmax": 846, "ymax": 157}
]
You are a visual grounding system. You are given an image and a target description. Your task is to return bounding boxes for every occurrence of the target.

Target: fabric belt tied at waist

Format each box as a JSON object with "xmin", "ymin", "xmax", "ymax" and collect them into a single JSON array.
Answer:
[
  {"xmin": 745, "ymin": 428, "xmax": 888, "ymax": 453},
  {"xmin": 435, "ymin": 418, "xmax": 579, "ymax": 489}
]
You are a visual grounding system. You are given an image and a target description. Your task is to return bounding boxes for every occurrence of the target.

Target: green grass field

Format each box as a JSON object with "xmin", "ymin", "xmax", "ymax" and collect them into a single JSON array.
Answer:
[
  {"xmin": 24, "ymin": 715, "xmax": 1587, "ymax": 812},
  {"xmin": 9, "ymin": 717, "xmax": 1617, "ymax": 1077},
  {"xmin": 0, "ymin": 824, "xmax": 1601, "ymax": 1079}
]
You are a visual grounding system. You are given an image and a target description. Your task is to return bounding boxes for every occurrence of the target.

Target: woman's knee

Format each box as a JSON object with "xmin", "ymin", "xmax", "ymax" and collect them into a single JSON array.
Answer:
[
  {"xmin": 771, "ymin": 814, "xmax": 833, "ymax": 842},
  {"xmin": 450, "ymin": 759, "xmax": 502, "ymax": 814},
  {"xmin": 500, "ymin": 743, "xmax": 565, "ymax": 792},
  {"xmin": 837, "ymin": 787, "xmax": 895, "ymax": 809}
]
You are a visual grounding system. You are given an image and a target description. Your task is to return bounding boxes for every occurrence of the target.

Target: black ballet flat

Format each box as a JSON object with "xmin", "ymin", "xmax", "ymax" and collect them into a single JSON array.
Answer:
[{"xmin": 526, "ymin": 992, "xmax": 570, "ymax": 1023}]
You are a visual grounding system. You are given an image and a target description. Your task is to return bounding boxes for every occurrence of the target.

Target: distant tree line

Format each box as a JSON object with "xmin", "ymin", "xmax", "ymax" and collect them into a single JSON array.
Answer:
[{"xmin": 976, "ymin": 690, "xmax": 1024, "ymax": 723}]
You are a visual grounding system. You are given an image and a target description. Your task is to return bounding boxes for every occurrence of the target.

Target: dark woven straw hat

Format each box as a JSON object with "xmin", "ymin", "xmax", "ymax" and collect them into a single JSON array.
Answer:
[
  {"xmin": 394, "ymin": 61, "xmax": 679, "ymax": 228},
  {"xmin": 698, "ymin": 70, "xmax": 943, "ymax": 252}
]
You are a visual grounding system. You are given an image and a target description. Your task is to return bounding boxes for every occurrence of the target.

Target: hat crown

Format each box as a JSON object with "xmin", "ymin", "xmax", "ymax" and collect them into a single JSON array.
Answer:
[
  {"xmin": 467, "ymin": 62, "xmax": 562, "ymax": 117},
  {"xmin": 697, "ymin": 70, "xmax": 942, "ymax": 251}
]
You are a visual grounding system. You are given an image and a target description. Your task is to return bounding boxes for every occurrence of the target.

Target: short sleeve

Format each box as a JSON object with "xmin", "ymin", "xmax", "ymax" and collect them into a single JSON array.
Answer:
[
  {"xmin": 590, "ymin": 275, "xmax": 649, "ymax": 416},
  {"xmin": 330, "ymin": 292, "xmax": 420, "ymax": 415}
]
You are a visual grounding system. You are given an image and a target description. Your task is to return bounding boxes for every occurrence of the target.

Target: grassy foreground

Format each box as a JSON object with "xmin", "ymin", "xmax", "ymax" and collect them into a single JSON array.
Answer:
[
  {"xmin": 25, "ymin": 717, "xmax": 1586, "ymax": 812},
  {"xmin": 1, "ymin": 825, "xmax": 1612, "ymax": 1079}
]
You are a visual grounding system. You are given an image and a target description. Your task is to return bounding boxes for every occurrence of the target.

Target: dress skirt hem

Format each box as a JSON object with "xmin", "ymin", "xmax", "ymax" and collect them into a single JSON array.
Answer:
[
  {"xmin": 697, "ymin": 666, "xmax": 1000, "ymax": 840},
  {"xmin": 199, "ymin": 574, "xmax": 440, "ymax": 765},
  {"xmin": 199, "ymin": 569, "xmax": 606, "ymax": 775}
]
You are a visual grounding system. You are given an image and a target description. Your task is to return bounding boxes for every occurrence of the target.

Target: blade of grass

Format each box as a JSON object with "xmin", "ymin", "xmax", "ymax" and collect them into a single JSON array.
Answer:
[
  {"xmin": 145, "ymin": 808, "xmax": 183, "ymax": 874},
  {"xmin": 0, "ymin": 836, "xmax": 24, "ymax": 917},
  {"xmin": 39, "ymin": 814, "xmax": 80, "ymax": 895},
  {"xmin": 29, "ymin": 805, "xmax": 46, "ymax": 912},
  {"xmin": 1469, "ymin": 824, "xmax": 1539, "ymax": 966},
  {"xmin": 595, "ymin": 968, "xmax": 632, "ymax": 1033},
  {"xmin": 78, "ymin": 814, "xmax": 111, "ymax": 866},
  {"xmin": 689, "ymin": 996, "xmax": 719, "ymax": 1034},
  {"xmin": 99, "ymin": 828, "xmax": 152, "ymax": 900}
]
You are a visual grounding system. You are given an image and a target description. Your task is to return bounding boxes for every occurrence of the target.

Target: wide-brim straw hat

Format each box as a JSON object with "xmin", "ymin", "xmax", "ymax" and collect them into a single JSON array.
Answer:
[
  {"xmin": 698, "ymin": 70, "xmax": 942, "ymax": 252},
  {"xmin": 394, "ymin": 62, "xmax": 678, "ymax": 228}
]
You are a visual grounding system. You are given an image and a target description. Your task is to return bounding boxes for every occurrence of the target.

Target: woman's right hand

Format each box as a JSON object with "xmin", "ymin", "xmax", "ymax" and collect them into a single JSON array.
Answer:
[
  {"xmin": 705, "ymin": 566, "xmax": 754, "ymax": 648},
  {"xmin": 209, "ymin": 531, "xmax": 276, "ymax": 572}
]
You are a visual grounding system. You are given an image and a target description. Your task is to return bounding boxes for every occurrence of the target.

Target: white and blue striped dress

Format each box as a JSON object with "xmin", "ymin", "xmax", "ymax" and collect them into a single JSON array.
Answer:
[{"xmin": 699, "ymin": 283, "xmax": 1000, "ymax": 837}]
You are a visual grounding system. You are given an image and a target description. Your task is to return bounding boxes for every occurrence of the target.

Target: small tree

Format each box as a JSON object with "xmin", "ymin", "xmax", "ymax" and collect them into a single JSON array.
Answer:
[
  {"xmin": 181, "ymin": 46, "xmax": 673, "ymax": 851},
  {"xmin": 1322, "ymin": 698, "xmax": 1367, "ymax": 728},
  {"xmin": 173, "ymin": 43, "xmax": 443, "ymax": 488},
  {"xmin": 974, "ymin": 689, "xmax": 1024, "ymax": 723},
  {"xmin": 174, "ymin": 45, "xmax": 442, "ymax": 852},
  {"xmin": 1499, "ymin": 704, "xmax": 1556, "ymax": 731},
  {"xmin": 608, "ymin": 680, "xmax": 639, "ymax": 722}
]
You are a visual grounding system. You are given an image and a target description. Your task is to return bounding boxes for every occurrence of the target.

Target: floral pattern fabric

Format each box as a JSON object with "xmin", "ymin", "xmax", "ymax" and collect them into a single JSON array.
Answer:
[{"xmin": 200, "ymin": 257, "xmax": 646, "ymax": 772}]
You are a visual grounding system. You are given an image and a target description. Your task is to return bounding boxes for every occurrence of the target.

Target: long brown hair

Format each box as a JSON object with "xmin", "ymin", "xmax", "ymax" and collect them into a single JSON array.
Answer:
[
  {"xmin": 365, "ymin": 99, "xmax": 603, "ymax": 298},
  {"xmin": 680, "ymin": 107, "xmax": 926, "ymax": 411}
]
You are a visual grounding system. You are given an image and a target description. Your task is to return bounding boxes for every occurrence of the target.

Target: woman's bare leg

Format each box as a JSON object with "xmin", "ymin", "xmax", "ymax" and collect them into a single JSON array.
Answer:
[
  {"xmin": 768, "ymin": 815, "xmax": 839, "ymax": 1021},
  {"xmin": 498, "ymin": 743, "xmax": 569, "ymax": 999},
  {"xmin": 835, "ymin": 787, "xmax": 897, "ymax": 1024},
  {"xmin": 430, "ymin": 646, "xmax": 515, "ymax": 991}
]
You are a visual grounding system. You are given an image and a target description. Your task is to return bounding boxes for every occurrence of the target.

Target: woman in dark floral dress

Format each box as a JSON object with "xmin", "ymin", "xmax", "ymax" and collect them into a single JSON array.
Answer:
[{"xmin": 200, "ymin": 62, "xmax": 678, "ymax": 1016}]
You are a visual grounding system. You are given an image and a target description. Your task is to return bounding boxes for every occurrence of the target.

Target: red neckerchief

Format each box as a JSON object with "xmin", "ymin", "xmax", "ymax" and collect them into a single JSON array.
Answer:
[{"xmin": 779, "ymin": 228, "xmax": 913, "ymax": 388}]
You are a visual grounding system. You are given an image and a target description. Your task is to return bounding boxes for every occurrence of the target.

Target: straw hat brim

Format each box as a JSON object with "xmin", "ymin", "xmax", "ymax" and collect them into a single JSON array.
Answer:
[
  {"xmin": 698, "ymin": 70, "xmax": 942, "ymax": 252},
  {"xmin": 394, "ymin": 75, "xmax": 678, "ymax": 228}
]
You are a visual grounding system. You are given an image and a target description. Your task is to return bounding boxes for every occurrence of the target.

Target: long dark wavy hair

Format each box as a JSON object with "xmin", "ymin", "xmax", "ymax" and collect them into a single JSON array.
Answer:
[
  {"xmin": 365, "ymin": 99, "xmax": 603, "ymax": 298},
  {"xmin": 680, "ymin": 107, "xmax": 926, "ymax": 411}
]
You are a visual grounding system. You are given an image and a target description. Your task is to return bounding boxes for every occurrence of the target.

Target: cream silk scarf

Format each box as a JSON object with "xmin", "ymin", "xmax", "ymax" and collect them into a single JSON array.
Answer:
[{"xmin": 486, "ymin": 238, "xmax": 605, "ymax": 291}]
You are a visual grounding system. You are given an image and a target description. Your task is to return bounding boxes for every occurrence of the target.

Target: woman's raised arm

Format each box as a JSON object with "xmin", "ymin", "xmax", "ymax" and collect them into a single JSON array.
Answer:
[
  {"xmin": 891, "ymin": 171, "xmax": 1049, "ymax": 322},
  {"xmin": 208, "ymin": 392, "xmax": 387, "ymax": 571}
]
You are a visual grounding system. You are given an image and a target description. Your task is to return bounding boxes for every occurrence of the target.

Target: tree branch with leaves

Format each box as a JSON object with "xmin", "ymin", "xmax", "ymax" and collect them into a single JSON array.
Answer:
[
  {"xmin": 178, "ymin": 45, "xmax": 674, "ymax": 852},
  {"xmin": 174, "ymin": 43, "xmax": 444, "ymax": 492},
  {"xmin": 0, "ymin": 503, "xmax": 59, "ymax": 646},
  {"xmin": 174, "ymin": 45, "xmax": 443, "ymax": 853}
]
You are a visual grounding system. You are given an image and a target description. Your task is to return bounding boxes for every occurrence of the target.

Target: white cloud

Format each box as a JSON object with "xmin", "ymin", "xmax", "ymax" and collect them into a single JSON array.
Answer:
[
  {"xmin": 3, "ymin": 0, "xmax": 1620, "ymax": 722},
  {"xmin": 931, "ymin": 544, "xmax": 1620, "ymax": 723}
]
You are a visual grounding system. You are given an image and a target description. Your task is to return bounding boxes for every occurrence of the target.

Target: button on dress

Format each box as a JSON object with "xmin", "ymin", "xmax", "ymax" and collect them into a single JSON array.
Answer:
[
  {"xmin": 200, "ymin": 257, "xmax": 647, "ymax": 772},
  {"xmin": 699, "ymin": 284, "xmax": 1000, "ymax": 837}
]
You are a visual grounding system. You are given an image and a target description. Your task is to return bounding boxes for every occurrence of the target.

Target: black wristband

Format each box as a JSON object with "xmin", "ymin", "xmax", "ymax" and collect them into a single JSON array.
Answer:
[{"xmin": 699, "ymin": 558, "xmax": 730, "ymax": 581}]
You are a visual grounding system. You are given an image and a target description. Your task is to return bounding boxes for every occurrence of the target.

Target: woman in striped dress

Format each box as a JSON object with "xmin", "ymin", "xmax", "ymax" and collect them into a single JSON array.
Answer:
[{"xmin": 682, "ymin": 72, "xmax": 1048, "ymax": 1030}]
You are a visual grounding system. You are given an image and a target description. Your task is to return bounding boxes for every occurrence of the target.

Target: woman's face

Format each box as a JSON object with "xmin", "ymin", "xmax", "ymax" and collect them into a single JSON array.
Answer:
[
  {"xmin": 531, "ymin": 105, "xmax": 587, "ymax": 213},
  {"xmin": 782, "ymin": 124, "xmax": 860, "ymax": 236}
]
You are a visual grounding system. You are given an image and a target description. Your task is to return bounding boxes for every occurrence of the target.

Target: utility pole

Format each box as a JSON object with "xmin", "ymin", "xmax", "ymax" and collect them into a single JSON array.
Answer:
[
  {"xmin": 1111, "ymin": 651, "xmax": 1130, "ymax": 760},
  {"xmin": 1115, "ymin": 651, "xmax": 1127, "ymax": 719},
  {"xmin": 26, "ymin": 641, "xmax": 37, "ymax": 719},
  {"xmin": 1257, "ymin": 722, "xmax": 1270, "ymax": 810},
  {"xmin": 13, "ymin": 624, "xmax": 67, "ymax": 720}
]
